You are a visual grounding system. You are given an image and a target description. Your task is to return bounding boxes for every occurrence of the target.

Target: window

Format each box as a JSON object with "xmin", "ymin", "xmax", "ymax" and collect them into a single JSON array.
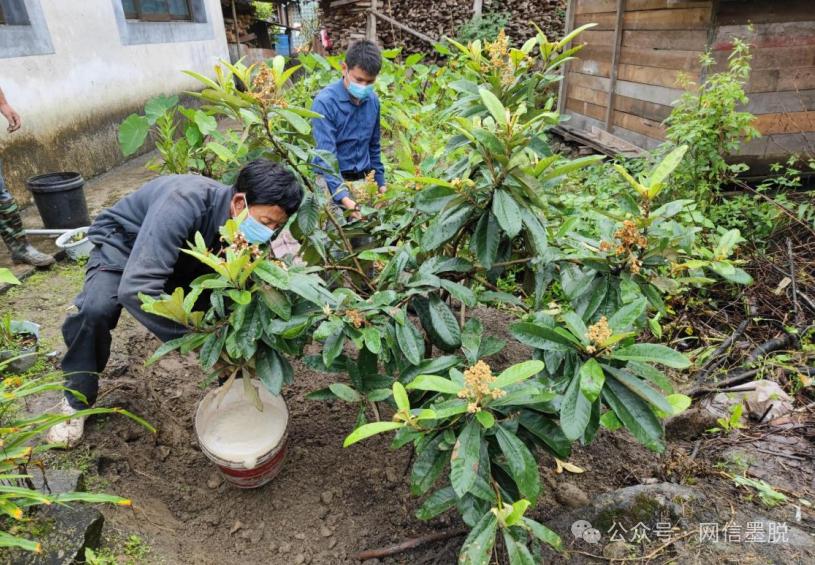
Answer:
[
  {"xmin": 122, "ymin": 0, "xmax": 192, "ymax": 22},
  {"xmin": 0, "ymin": 0, "xmax": 31, "ymax": 25}
]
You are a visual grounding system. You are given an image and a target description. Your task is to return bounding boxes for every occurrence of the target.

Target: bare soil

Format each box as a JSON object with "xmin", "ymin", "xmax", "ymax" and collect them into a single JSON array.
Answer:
[{"xmin": 2, "ymin": 266, "xmax": 813, "ymax": 564}]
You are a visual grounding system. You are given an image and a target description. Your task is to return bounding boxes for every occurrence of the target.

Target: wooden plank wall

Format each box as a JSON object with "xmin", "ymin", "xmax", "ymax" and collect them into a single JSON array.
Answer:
[
  {"xmin": 564, "ymin": 0, "xmax": 714, "ymax": 149},
  {"xmin": 713, "ymin": 0, "xmax": 815, "ymax": 164}
]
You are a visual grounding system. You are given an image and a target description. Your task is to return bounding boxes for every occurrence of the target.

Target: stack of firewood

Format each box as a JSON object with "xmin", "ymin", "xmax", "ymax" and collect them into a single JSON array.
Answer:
[
  {"xmin": 225, "ymin": 12, "xmax": 256, "ymax": 43},
  {"xmin": 319, "ymin": 0, "xmax": 565, "ymax": 55}
]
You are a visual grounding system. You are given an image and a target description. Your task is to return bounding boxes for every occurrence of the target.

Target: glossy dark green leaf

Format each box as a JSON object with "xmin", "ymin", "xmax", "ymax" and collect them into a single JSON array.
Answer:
[
  {"xmin": 495, "ymin": 425, "xmax": 540, "ymax": 503},
  {"xmin": 422, "ymin": 204, "xmax": 473, "ymax": 250},
  {"xmin": 256, "ymin": 348, "xmax": 292, "ymax": 395},
  {"xmin": 395, "ymin": 316, "xmax": 425, "ymax": 365},
  {"xmin": 458, "ymin": 511, "xmax": 498, "ymax": 565},
  {"xmin": 523, "ymin": 517, "xmax": 563, "ymax": 550},
  {"xmin": 296, "ymin": 193, "xmax": 320, "ymax": 235},
  {"xmin": 518, "ymin": 410, "xmax": 571, "ymax": 459},
  {"xmin": 199, "ymin": 329, "xmax": 227, "ymax": 370},
  {"xmin": 611, "ymin": 344, "xmax": 690, "ymax": 369},
  {"xmin": 602, "ymin": 365, "xmax": 673, "ymax": 415},
  {"xmin": 492, "ymin": 190, "xmax": 522, "ymax": 238},
  {"xmin": 411, "ymin": 434, "xmax": 449, "ymax": 496},
  {"xmin": 510, "ymin": 322, "xmax": 573, "ymax": 352},
  {"xmin": 416, "ymin": 486, "xmax": 458, "ymax": 521},
  {"xmin": 503, "ymin": 530, "xmax": 536, "ymax": 565},
  {"xmin": 450, "ymin": 420, "xmax": 481, "ymax": 497},
  {"xmin": 323, "ymin": 331, "xmax": 345, "ymax": 368},
  {"xmin": 578, "ymin": 358, "xmax": 605, "ymax": 402},
  {"xmin": 602, "ymin": 377, "xmax": 664, "ymax": 452},
  {"xmin": 470, "ymin": 212, "xmax": 500, "ymax": 270},
  {"xmin": 427, "ymin": 293, "xmax": 462, "ymax": 350},
  {"xmin": 560, "ymin": 367, "xmax": 592, "ymax": 440}
]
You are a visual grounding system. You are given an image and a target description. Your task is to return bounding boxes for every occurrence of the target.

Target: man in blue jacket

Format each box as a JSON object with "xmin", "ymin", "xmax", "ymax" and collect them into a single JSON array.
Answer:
[
  {"xmin": 46, "ymin": 159, "xmax": 303, "ymax": 447},
  {"xmin": 311, "ymin": 40, "xmax": 386, "ymax": 219}
]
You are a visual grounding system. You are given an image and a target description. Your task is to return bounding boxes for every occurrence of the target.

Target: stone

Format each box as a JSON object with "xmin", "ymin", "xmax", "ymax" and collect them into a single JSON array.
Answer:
[
  {"xmin": 279, "ymin": 542, "xmax": 292, "ymax": 554},
  {"xmin": 294, "ymin": 554, "xmax": 306, "ymax": 564},
  {"xmin": 207, "ymin": 472, "xmax": 224, "ymax": 490},
  {"xmin": 320, "ymin": 490, "xmax": 334, "ymax": 505},
  {"xmin": 29, "ymin": 468, "xmax": 84, "ymax": 494},
  {"xmin": 229, "ymin": 520, "xmax": 243, "ymax": 535},
  {"xmin": 554, "ymin": 482, "xmax": 589, "ymax": 508},
  {"xmin": 320, "ymin": 525, "xmax": 332, "ymax": 538},
  {"xmin": 328, "ymin": 538, "xmax": 337, "ymax": 549},
  {"xmin": 158, "ymin": 446, "xmax": 172, "ymax": 461},
  {"xmin": 295, "ymin": 532, "xmax": 306, "ymax": 540},
  {"xmin": 703, "ymin": 380, "xmax": 793, "ymax": 422},
  {"xmin": 13, "ymin": 504, "xmax": 104, "ymax": 564}
]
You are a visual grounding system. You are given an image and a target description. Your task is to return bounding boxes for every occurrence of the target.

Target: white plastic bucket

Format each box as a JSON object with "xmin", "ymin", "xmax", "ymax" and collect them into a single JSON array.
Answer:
[
  {"xmin": 55, "ymin": 227, "xmax": 93, "ymax": 261},
  {"xmin": 194, "ymin": 379, "xmax": 289, "ymax": 489}
]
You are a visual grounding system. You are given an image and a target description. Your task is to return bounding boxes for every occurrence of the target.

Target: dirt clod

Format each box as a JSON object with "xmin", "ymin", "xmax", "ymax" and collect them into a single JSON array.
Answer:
[
  {"xmin": 320, "ymin": 525, "xmax": 332, "ymax": 538},
  {"xmin": 229, "ymin": 520, "xmax": 243, "ymax": 535},
  {"xmin": 320, "ymin": 490, "xmax": 334, "ymax": 505},
  {"xmin": 206, "ymin": 472, "xmax": 223, "ymax": 490},
  {"xmin": 554, "ymin": 482, "xmax": 589, "ymax": 508}
]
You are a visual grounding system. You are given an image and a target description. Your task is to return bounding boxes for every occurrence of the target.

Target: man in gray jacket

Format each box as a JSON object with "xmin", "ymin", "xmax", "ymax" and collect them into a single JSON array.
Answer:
[{"xmin": 47, "ymin": 159, "xmax": 303, "ymax": 447}]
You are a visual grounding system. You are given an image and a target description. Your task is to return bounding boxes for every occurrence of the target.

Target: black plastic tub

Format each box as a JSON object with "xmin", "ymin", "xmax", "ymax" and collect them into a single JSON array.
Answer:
[{"xmin": 26, "ymin": 172, "xmax": 90, "ymax": 229}]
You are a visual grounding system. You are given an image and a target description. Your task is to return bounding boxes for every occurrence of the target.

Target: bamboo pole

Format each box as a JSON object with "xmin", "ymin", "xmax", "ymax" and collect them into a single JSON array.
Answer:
[{"xmin": 368, "ymin": 10, "xmax": 437, "ymax": 45}]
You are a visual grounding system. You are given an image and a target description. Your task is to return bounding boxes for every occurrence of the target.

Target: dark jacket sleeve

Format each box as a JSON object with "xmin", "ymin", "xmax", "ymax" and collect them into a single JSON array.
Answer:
[
  {"xmin": 117, "ymin": 188, "xmax": 206, "ymax": 342},
  {"xmin": 369, "ymin": 99, "xmax": 385, "ymax": 188},
  {"xmin": 311, "ymin": 96, "xmax": 349, "ymax": 202}
]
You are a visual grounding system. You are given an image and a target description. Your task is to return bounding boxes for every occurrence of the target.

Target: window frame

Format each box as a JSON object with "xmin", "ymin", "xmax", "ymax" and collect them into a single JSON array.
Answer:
[{"xmin": 123, "ymin": 0, "xmax": 193, "ymax": 22}]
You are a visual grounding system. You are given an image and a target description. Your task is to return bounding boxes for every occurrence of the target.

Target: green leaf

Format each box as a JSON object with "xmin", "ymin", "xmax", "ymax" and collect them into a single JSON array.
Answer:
[
  {"xmin": 323, "ymin": 331, "xmax": 345, "ymax": 368},
  {"xmin": 362, "ymin": 327, "xmax": 382, "ymax": 354},
  {"xmin": 422, "ymin": 204, "xmax": 472, "ymax": 250},
  {"xmin": 602, "ymin": 377, "xmax": 664, "ymax": 452},
  {"xmin": 510, "ymin": 323, "xmax": 572, "ymax": 352},
  {"xmin": 578, "ymin": 358, "xmax": 605, "ymax": 402},
  {"xmin": 458, "ymin": 511, "xmax": 498, "ymax": 565},
  {"xmin": 503, "ymin": 530, "xmax": 536, "ymax": 565},
  {"xmin": 600, "ymin": 410, "xmax": 623, "ymax": 431},
  {"xmin": 415, "ymin": 185, "xmax": 458, "ymax": 214},
  {"xmin": 479, "ymin": 88, "xmax": 507, "ymax": 126},
  {"xmin": 518, "ymin": 410, "xmax": 571, "ymax": 459},
  {"xmin": 278, "ymin": 109, "xmax": 311, "ymax": 134},
  {"xmin": 343, "ymin": 421, "xmax": 404, "ymax": 447},
  {"xmin": 0, "ymin": 268, "xmax": 20, "ymax": 285},
  {"xmin": 428, "ymin": 293, "xmax": 462, "ymax": 350},
  {"xmin": 393, "ymin": 382, "xmax": 410, "ymax": 411},
  {"xmin": 492, "ymin": 190, "xmax": 522, "ymax": 238},
  {"xmin": 416, "ymin": 487, "xmax": 457, "ymax": 520},
  {"xmin": 493, "ymin": 360, "xmax": 544, "ymax": 389},
  {"xmin": 144, "ymin": 94, "xmax": 179, "ymax": 123},
  {"xmin": 611, "ymin": 344, "xmax": 690, "ymax": 369},
  {"xmin": 406, "ymin": 375, "xmax": 461, "ymax": 395},
  {"xmin": 450, "ymin": 420, "xmax": 481, "ymax": 497},
  {"xmin": 646, "ymin": 144, "xmax": 688, "ymax": 197},
  {"xmin": 475, "ymin": 410, "xmax": 495, "ymax": 428},
  {"xmin": 471, "ymin": 212, "xmax": 500, "ymax": 270},
  {"xmin": 523, "ymin": 517, "xmax": 563, "ymax": 550},
  {"xmin": 395, "ymin": 317, "xmax": 425, "ymax": 365},
  {"xmin": 603, "ymin": 365, "xmax": 673, "ymax": 415},
  {"xmin": 439, "ymin": 280, "xmax": 476, "ymax": 307},
  {"xmin": 329, "ymin": 383, "xmax": 361, "ymax": 403},
  {"xmin": 560, "ymin": 369, "xmax": 592, "ymax": 440},
  {"xmin": 627, "ymin": 361, "xmax": 674, "ymax": 393},
  {"xmin": 495, "ymin": 425, "xmax": 540, "ymax": 503},
  {"xmin": 199, "ymin": 329, "xmax": 227, "ymax": 370},
  {"xmin": 193, "ymin": 111, "xmax": 218, "ymax": 135},
  {"xmin": 608, "ymin": 298, "xmax": 647, "ymax": 332},
  {"xmin": 296, "ymin": 193, "xmax": 320, "ymax": 235},
  {"xmin": 256, "ymin": 348, "xmax": 291, "ymax": 395},
  {"xmin": 411, "ymin": 434, "xmax": 449, "ymax": 496},
  {"xmin": 118, "ymin": 114, "xmax": 150, "ymax": 156},
  {"xmin": 561, "ymin": 312, "xmax": 588, "ymax": 344},
  {"xmin": 505, "ymin": 499, "xmax": 531, "ymax": 527}
]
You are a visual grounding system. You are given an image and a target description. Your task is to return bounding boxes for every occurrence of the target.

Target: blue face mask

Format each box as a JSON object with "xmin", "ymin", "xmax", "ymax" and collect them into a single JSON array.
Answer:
[
  {"xmin": 347, "ymin": 80, "xmax": 373, "ymax": 100},
  {"xmin": 238, "ymin": 198, "xmax": 277, "ymax": 244}
]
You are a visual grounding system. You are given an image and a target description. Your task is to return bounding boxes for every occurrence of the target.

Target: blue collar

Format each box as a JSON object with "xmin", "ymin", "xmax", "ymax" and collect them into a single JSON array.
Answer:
[{"xmin": 332, "ymin": 78, "xmax": 368, "ymax": 105}]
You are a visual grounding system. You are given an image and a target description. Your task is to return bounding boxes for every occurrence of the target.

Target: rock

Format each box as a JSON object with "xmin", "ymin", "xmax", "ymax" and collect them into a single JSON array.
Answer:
[
  {"xmin": 29, "ymin": 468, "xmax": 84, "ymax": 494},
  {"xmin": 702, "ymin": 380, "xmax": 793, "ymax": 422},
  {"xmin": 118, "ymin": 424, "xmax": 145, "ymax": 442},
  {"xmin": 603, "ymin": 541, "xmax": 635, "ymax": 559},
  {"xmin": 295, "ymin": 532, "xmax": 306, "ymax": 540},
  {"xmin": 328, "ymin": 538, "xmax": 337, "ymax": 549},
  {"xmin": 294, "ymin": 554, "xmax": 306, "ymax": 564},
  {"xmin": 207, "ymin": 472, "xmax": 224, "ymax": 490},
  {"xmin": 554, "ymin": 483, "xmax": 589, "ymax": 508},
  {"xmin": 158, "ymin": 446, "xmax": 172, "ymax": 461},
  {"xmin": 320, "ymin": 525, "xmax": 332, "ymax": 538},
  {"xmin": 229, "ymin": 520, "xmax": 243, "ymax": 535},
  {"xmin": 13, "ymin": 504, "xmax": 104, "ymax": 564},
  {"xmin": 279, "ymin": 542, "xmax": 292, "ymax": 554},
  {"xmin": 321, "ymin": 490, "xmax": 334, "ymax": 505},
  {"xmin": 666, "ymin": 407, "xmax": 718, "ymax": 440}
]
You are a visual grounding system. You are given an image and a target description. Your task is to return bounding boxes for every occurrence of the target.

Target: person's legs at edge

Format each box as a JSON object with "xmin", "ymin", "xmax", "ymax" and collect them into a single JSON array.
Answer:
[
  {"xmin": 0, "ymin": 161, "xmax": 55, "ymax": 267},
  {"xmin": 47, "ymin": 251, "xmax": 123, "ymax": 446}
]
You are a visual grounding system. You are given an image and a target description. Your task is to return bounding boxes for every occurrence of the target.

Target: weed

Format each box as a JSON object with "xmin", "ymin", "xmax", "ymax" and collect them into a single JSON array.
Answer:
[{"xmin": 733, "ymin": 476, "xmax": 787, "ymax": 507}]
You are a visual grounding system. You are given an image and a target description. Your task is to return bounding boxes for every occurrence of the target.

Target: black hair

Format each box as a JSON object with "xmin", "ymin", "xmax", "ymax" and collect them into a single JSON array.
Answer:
[
  {"xmin": 346, "ymin": 40, "xmax": 382, "ymax": 76},
  {"xmin": 234, "ymin": 159, "xmax": 303, "ymax": 216}
]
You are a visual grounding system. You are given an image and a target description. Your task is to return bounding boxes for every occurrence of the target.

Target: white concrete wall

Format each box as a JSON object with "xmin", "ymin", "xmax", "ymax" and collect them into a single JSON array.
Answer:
[{"xmin": 0, "ymin": 0, "xmax": 229, "ymax": 201}]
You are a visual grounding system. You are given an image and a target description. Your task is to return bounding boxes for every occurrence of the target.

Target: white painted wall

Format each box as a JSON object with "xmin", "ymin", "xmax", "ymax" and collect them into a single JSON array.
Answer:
[
  {"xmin": 1, "ymin": 0, "xmax": 227, "ymax": 135},
  {"xmin": 0, "ymin": 0, "xmax": 229, "ymax": 200}
]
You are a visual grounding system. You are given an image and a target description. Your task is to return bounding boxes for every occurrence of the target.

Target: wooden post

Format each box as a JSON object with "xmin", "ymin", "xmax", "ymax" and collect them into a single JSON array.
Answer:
[
  {"xmin": 231, "ymin": 0, "xmax": 241, "ymax": 59},
  {"xmin": 473, "ymin": 0, "xmax": 483, "ymax": 18},
  {"xmin": 556, "ymin": 0, "xmax": 577, "ymax": 117},
  {"xmin": 367, "ymin": 0, "xmax": 378, "ymax": 42},
  {"xmin": 604, "ymin": 0, "xmax": 627, "ymax": 131}
]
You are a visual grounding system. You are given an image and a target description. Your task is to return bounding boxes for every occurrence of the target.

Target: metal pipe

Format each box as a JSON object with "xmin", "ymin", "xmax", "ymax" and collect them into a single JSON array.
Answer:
[{"xmin": 24, "ymin": 229, "xmax": 72, "ymax": 237}]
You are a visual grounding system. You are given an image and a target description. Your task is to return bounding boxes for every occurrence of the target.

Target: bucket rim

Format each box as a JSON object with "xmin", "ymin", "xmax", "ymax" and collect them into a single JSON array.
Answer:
[
  {"xmin": 26, "ymin": 172, "xmax": 84, "ymax": 193},
  {"xmin": 55, "ymin": 227, "xmax": 90, "ymax": 249}
]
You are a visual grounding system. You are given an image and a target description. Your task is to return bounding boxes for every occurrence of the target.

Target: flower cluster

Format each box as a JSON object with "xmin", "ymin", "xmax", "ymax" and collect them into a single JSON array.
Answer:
[
  {"xmin": 599, "ymin": 220, "xmax": 648, "ymax": 274},
  {"xmin": 457, "ymin": 361, "xmax": 506, "ymax": 413},
  {"xmin": 585, "ymin": 316, "xmax": 612, "ymax": 354},
  {"xmin": 346, "ymin": 309, "xmax": 365, "ymax": 329},
  {"xmin": 250, "ymin": 65, "xmax": 288, "ymax": 109},
  {"xmin": 486, "ymin": 30, "xmax": 515, "ymax": 87},
  {"xmin": 227, "ymin": 232, "xmax": 263, "ymax": 260},
  {"xmin": 348, "ymin": 171, "xmax": 378, "ymax": 205}
]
